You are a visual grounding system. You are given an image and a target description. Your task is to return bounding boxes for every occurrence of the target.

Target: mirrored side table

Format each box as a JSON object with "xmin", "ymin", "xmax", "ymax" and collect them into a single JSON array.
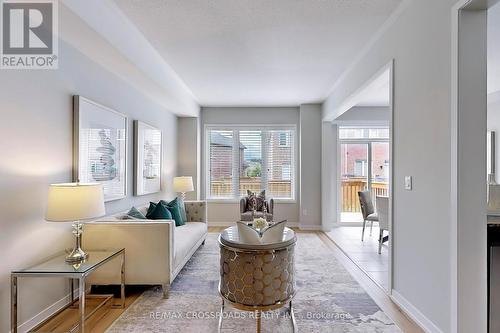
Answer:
[{"xmin": 11, "ymin": 249, "xmax": 125, "ymax": 333}]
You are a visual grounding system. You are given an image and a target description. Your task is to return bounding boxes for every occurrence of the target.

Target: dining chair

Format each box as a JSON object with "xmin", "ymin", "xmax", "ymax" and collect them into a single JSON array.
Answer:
[
  {"xmin": 358, "ymin": 191, "xmax": 378, "ymax": 241},
  {"xmin": 376, "ymin": 196, "xmax": 389, "ymax": 254}
]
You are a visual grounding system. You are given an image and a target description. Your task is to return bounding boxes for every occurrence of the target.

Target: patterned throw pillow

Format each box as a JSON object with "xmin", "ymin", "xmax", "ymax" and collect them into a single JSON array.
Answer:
[{"xmin": 246, "ymin": 190, "xmax": 266, "ymax": 212}]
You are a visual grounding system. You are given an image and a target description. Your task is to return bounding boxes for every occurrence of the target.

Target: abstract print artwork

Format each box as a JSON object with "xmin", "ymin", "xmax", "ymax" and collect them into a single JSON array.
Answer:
[
  {"xmin": 134, "ymin": 121, "xmax": 162, "ymax": 195},
  {"xmin": 74, "ymin": 96, "xmax": 127, "ymax": 202}
]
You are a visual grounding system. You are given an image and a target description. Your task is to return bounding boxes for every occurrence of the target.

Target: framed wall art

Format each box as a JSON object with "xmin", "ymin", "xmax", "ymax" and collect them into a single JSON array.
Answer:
[
  {"xmin": 73, "ymin": 96, "xmax": 128, "ymax": 202},
  {"xmin": 134, "ymin": 120, "xmax": 162, "ymax": 195}
]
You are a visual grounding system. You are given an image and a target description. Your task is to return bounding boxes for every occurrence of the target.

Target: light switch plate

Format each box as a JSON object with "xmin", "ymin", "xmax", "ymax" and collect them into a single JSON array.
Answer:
[{"xmin": 405, "ymin": 176, "xmax": 412, "ymax": 190}]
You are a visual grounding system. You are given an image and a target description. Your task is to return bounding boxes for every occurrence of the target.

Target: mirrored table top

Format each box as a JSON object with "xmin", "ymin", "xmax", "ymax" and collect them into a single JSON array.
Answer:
[
  {"xmin": 12, "ymin": 249, "xmax": 124, "ymax": 276},
  {"xmin": 219, "ymin": 226, "xmax": 296, "ymax": 250}
]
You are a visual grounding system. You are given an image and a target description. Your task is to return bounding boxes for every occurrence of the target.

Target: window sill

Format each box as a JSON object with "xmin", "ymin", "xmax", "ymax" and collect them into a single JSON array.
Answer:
[{"xmin": 205, "ymin": 198, "xmax": 297, "ymax": 204}]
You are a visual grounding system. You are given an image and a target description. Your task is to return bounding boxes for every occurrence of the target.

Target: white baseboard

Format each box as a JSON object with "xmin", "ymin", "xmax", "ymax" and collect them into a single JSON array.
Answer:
[
  {"xmin": 390, "ymin": 290, "xmax": 443, "ymax": 333},
  {"xmin": 13, "ymin": 288, "xmax": 80, "ymax": 333}
]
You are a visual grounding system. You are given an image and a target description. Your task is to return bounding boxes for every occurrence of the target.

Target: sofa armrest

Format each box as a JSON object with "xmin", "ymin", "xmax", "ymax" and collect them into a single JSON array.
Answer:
[
  {"xmin": 185, "ymin": 201, "xmax": 207, "ymax": 223},
  {"xmin": 268, "ymin": 198, "xmax": 274, "ymax": 214},
  {"xmin": 240, "ymin": 197, "xmax": 248, "ymax": 213},
  {"xmin": 83, "ymin": 220, "xmax": 174, "ymax": 285}
]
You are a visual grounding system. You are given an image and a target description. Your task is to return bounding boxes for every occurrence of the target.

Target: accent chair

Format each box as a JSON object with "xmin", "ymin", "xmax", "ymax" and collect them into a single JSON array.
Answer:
[{"xmin": 358, "ymin": 191, "xmax": 379, "ymax": 241}]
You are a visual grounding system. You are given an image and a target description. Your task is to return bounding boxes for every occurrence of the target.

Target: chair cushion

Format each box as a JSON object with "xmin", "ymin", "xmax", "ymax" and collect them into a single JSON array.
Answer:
[
  {"xmin": 174, "ymin": 222, "xmax": 207, "ymax": 268},
  {"xmin": 366, "ymin": 213, "xmax": 378, "ymax": 221},
  {"xmin": 240, "ymin": 211, "xmax": 273, "ymax": 222}
]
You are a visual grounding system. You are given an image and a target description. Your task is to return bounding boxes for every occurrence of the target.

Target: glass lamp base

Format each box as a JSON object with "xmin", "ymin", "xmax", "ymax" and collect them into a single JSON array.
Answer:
[
  {"xmin": 65, "ymin": 247, "xmax": 88, "ymax": 264},
  {"xmin": 65, "ymin": 222, "xmax": 88, "ymax": 264}
]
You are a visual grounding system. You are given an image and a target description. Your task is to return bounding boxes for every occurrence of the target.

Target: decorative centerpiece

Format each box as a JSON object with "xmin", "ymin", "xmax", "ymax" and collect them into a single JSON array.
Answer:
[{"xmin": 253, "ymin": 217, "xmax": 268, "ymax": 230}]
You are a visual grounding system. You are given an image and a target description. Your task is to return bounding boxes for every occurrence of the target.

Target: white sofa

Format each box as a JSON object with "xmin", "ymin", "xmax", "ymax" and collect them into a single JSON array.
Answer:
[{"xmin": 83, "ymin": 201, "xmax": 207, "ymax": 297}]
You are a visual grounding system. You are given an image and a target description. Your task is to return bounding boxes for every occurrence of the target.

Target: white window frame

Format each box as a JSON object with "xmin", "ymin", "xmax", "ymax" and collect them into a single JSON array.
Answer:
[{"xmin": 205, "ymin": 124, "xmax": 297, "ymax": 202}]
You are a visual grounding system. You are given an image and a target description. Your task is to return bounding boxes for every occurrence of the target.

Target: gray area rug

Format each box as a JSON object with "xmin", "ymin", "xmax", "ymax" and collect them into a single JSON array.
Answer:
[{"xmin": 106, "ymin": 233, "xmax": 400, "ymax": 332}]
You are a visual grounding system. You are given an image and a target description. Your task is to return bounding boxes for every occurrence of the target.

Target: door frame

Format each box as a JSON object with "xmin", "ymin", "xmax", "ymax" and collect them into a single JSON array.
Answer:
[
  {"xmin": 329, "ymin": 60, "xmax": 394, "ymax": 294},
  {"xmin": 450, "ymin": 0, "xmax": 497, "ymax": 331}
]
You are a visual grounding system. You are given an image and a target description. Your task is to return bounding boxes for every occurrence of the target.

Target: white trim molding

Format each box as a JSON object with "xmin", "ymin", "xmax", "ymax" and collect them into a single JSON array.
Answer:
[
  {"xmin": 391, "ymin": 290, "xmax": 444, "ymax": 333},
  {"xmin": 12, "ymin": 288, "xmax": 82, "ymax": 333}
]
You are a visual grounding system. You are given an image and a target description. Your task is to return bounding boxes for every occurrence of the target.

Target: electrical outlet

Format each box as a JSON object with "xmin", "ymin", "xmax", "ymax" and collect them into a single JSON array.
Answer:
[
  {"xmin": 405, "ymin": 176, "xmax": 412, "ymax": 190},
  {"xmin": 303, "ymin": 209, "xmax": 308, "ymax": 216}
]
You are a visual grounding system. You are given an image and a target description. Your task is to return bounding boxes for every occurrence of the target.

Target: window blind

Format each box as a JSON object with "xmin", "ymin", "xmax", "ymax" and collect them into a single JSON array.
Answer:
[{"xmin": 206, "ymin": 127, "xmax": 296, "ymax": 200}]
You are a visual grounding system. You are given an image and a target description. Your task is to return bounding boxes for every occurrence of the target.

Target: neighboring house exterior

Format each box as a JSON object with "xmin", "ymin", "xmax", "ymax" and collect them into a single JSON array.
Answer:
[
  {"xmin": 210, "ymin": 130, "xmax": 293, "ymax": 184},
  {"xmin": 209, "ymin": 131, "xmax": 245, "ymax": 180},
  {"xmin": 341, "ymin": 144, "xmax": 389, "ymax": 181},
  {"xmin": 266, "ymin": 131, "xmax": 292, "ymax": 181}
]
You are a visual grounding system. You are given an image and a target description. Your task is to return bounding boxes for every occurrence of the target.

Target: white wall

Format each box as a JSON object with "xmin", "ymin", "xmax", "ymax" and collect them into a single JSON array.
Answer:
[
  {"xmin": 321, "ymin": 122, "xmax": 338, "ymax": 230},
  {"xmin": 0, "ymin": 9, "xmax": 197, "ymax": 333},
  {"xmin": 177, "ymin": 117, "xmax": 201, "ymax": 200},
  {"xmin": 200, "ymin": 107, "xmax": 301, "ymax": 224},
  {"xmin": 299, "ymin": 105, "xmax": 323, "ymax": 229},
  {"xmin": 323, "ymin": 0, "xmax": 459, "ymax": 331}
]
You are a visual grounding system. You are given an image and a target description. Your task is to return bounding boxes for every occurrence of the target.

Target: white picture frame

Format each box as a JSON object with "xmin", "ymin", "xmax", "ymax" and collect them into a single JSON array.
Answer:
[
  {"xmin": 73, "ymin": 96, "xmax": 128, "ymax": 202},
  {"xmin": 134, "ymin": 120, "xmax": 162, "ymax": 196}
]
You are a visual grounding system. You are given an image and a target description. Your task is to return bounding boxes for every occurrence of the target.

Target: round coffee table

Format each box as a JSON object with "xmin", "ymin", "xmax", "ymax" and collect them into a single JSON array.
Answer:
[{"xmin": 218, "ymin": 226, "xmax": 297, "ymax": 332}]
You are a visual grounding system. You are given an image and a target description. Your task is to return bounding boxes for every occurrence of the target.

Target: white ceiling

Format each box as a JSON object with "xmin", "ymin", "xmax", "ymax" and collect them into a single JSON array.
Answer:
[
  {"xmin": 112, "ymin": 0, "xmax": 402, "ymax": 106},
  {"xmin": 489, "ymin": 1, "xmax": 500, "ymax": 96}
]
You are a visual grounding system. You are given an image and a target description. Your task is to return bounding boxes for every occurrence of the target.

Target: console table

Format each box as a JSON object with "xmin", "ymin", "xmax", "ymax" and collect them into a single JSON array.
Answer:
[{"xmin": 11, "ymin": 249, "xmax": 125, "ymax": 333}]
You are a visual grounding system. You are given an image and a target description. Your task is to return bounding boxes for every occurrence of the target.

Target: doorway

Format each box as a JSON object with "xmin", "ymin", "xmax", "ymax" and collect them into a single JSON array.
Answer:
[
  {"xmin": 326, "ymin": 62, "xmax": 393, "ymax": 293},
  {"xmin": 339, "ymin": 129, "xmax": 390, "ymax": 223}
]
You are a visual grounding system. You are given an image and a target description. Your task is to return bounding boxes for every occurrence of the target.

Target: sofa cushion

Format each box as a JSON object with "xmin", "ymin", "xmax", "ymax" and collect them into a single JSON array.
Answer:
[{"xmin": 174, "ymin": 222, "xmax": 207, "ymax": 268}]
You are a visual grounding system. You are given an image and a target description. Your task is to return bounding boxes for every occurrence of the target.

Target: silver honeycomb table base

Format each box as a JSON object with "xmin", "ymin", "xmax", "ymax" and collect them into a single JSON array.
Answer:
[{"xmin": 218, "ymin": 299, "xmax": 297, "ymax": 333}]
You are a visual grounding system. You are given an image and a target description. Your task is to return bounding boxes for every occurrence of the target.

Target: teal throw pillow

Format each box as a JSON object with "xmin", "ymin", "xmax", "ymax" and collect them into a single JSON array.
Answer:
[
  {"xmin": 160, "ymin": 198, "xmax": 185, "ymax": 226},
  {"xmin": 126, "ymin": 206, "xmax": 146, "ymax": 219},
  {"xmin": 178, "ymin": 198, "xmax": 187, "ymax": 223},
  {"xmin": 145, "ymin": 202, "xmax": 157, "ymax": 219},
  {"xmin": 148, "ymin": 202, "xmax": 173, "ymax": 220}
]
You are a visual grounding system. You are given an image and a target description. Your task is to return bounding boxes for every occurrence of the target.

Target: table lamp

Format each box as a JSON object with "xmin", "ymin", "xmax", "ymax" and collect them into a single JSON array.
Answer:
[
  {"xmin": 173, "ymin": 176, "xmax": 194, "ymax": 201},
  {"xmin": 46, "ymin": 183, "xmax": 105, "ymax": 264}
]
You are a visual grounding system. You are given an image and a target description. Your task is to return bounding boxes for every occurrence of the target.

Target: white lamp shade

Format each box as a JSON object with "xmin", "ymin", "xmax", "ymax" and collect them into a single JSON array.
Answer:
[
  {"xmin": 46, "ymin": 183, "xmax": 105, "ymax": 222},
  {"xmin": 173, "ymin": 176, "xmax": 194, "ymax": 193}
]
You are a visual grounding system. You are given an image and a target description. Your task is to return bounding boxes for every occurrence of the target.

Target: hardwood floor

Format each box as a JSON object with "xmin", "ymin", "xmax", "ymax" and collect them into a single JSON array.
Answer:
[
  {"xmin": 37, "ymin": 229, "xmax": 423, "ymax": 333},
  {"xmin": 31, "ymin": 286, "xmax": 144, "ymax": 333},
  {"xmin": 317, "ymin": 232, "xmax": 424, "ymax": 333}
]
